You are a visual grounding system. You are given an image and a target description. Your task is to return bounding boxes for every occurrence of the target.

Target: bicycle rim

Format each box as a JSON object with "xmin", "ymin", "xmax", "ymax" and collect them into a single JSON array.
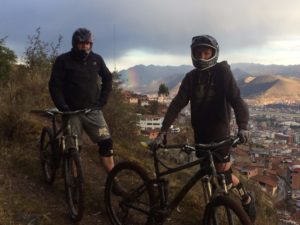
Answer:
[
  {"xmin": 64, "ymin": 148, "xmax": 84, "ymax": 222},
  {"xmin": 40, "ymin": 127, "xmax": 57, "ymax": 184},
  {"xmin": 202, "ymin": 196, "xmax": 252, "ymax": 225},
  {"xmin": 105, "ymin": 161, "xmax": 155, "ymax": 225}
]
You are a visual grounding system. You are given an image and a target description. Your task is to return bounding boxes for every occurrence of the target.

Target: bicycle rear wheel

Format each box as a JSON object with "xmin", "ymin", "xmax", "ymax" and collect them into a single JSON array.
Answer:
[
  {"xmin": 64, "ymin": 148, "xmax": 84, "ymax": 222},
  {"xmin": 105, "ymin": 161, "xmax": 155, "ymax": 225},
  {"xmin": 40, "ymin": 127, "xmax": 58, "ymax": 184},
  {"xmin": 202, "ymin": 195, "xmax": 252, "ymax": 225}
]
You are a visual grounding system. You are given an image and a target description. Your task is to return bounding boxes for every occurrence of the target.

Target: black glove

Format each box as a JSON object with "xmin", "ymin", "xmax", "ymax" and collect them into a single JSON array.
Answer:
[
  {"xmin": 149, "ymin": 131, "xmax": 167, "ymax": 150},
  {"xmin": 59, "ymin": 104, "xmax": 70, "ymax": 112},
  {"xmin": 238, "ymin": 129, "xmax": 250, "ymax": 144}
]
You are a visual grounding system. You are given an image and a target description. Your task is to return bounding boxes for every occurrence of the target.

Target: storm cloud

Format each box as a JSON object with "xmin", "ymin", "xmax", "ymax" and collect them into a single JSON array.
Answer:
[{"xmin": 1, "ymin": 0, "xmax": 300, "ymax": 69}]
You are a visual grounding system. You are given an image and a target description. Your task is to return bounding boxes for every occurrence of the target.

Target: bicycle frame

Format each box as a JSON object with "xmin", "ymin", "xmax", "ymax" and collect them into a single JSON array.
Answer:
[
  {"xmin": 150, "ymin": 147, "xmax": 210, "ymax": 215},
  {"xmin": 149, "ymin": 138, "xmax": 239, "ymax": 217},
  {"xmin": 32, "ymin": 108, "xmax": 98, "ymax": 222},
  {"xmin": 44, "ymin": 109, "xmax": 88, "ymax": 155}
]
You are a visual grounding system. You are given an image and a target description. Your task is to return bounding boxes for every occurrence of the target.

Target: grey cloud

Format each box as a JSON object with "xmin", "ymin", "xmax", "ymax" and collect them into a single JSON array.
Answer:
[{"xmin": 1, "ymin": 0, "xmax": 300, "ymax": 62}]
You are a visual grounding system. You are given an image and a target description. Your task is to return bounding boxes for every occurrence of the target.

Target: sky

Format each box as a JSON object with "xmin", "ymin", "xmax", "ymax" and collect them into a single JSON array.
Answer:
[{"xmin": 1, "ymin": 0, "xmax": 300, "ymax": 71}]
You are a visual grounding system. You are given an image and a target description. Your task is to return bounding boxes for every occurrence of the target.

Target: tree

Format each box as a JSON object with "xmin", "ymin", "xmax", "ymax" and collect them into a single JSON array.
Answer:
[
  {"xmin": 148, "ymin": 100, "xmax": 159, "ymax": 115},
  {"xmin": 158, "ymin": 83, "xmax": 169, "ymax": 96},
  {"xmin": 24, "ymin": 27, "xmax": 62, "ymax": 76},
  {"xmin": 0, "ymin": 37, "xmax": 17, "ymax": 80}
]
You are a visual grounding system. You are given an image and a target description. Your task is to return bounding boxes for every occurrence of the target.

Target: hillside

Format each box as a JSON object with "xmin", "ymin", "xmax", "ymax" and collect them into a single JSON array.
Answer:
[
  {"xmin": 239, "ymin": 75, "xmax": 300, "ymax": 105},
  {"xmin": 0, "ymin": 134, "xmax": 278, "ymax": 225}
]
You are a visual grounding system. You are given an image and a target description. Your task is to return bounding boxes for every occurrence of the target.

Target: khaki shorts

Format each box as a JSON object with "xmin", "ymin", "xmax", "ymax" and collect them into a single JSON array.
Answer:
[{"xmin": 64, "ymin": 110, "xmax": 111, "ymax": 146}]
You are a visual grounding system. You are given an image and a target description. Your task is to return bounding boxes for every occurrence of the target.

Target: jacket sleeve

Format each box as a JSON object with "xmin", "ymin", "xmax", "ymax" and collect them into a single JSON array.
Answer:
[
  {"xmin": 161, "ymin": 74, "xmax": 190, "ymax": 132},
  {"xmin": 48, "ymin": 56, "xmax": 67, "ymax": 110},
  {"xmin": 97, "ymin": 57, "xmax": 112, "ymax": 108},
  {"xmin": 223, "ymin": 64, "xmax": 249, "ymax": 130}
]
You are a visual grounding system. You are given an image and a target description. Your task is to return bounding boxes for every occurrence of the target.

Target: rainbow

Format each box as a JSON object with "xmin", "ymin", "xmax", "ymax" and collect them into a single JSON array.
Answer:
[{"xmin": 123, "ymin": 68, "xmax": 139, "ymax": 87}]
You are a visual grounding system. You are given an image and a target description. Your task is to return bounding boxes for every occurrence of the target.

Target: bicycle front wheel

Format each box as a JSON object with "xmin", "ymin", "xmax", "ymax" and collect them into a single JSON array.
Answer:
[
  {"xmin": 40, "ymin": 127, "xmax": 57, "ymax": 184},
  {"xmin": 64, "ymin": 148, "xmax": 84, "ymax": 222},
  {"xmin": 202, "ymin": 195, "xmax": 252, "ymax": 225},
  {"xmin": 105, "ymin": 161, "xmax": 155, "ymax": 225}
]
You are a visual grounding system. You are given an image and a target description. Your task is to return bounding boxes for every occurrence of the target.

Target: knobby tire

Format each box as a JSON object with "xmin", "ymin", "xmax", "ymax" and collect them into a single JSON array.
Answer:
[
  {"xmin": 105, "ymin": 161, "xmax": 156, "ymax": 225},
  {"xmin": 40, "ymin": 127, "xmax": 57, "ymax": 184},
  {"xmin": 64, "ymin": 148, "xmax": 84, "ymax": 222},
  {"xmin": 202, "ymin": 195, "xmax": 252, "ymax": 225}
]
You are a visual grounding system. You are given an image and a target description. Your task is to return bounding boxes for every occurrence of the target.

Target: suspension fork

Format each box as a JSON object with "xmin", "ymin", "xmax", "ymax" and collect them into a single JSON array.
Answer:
[{"xmin": 201, "ymin": 175, "xmax": 213, "ymax": 204}]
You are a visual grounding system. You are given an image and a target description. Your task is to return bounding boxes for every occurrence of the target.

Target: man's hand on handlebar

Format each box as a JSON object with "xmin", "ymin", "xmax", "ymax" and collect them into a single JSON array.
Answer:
[
  {"xmin": 237, "ymin": 129, "xmax": 250, "ymax": 144},
  {"xmin": 149, "ymin": 131, "xmax": 167, "ymax": 150}
]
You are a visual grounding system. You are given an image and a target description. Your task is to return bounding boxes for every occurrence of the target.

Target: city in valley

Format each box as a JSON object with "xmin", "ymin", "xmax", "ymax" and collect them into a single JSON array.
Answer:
[{"xmin": 125, "ymin": 91, "xmax": 300, "ymax": 225}]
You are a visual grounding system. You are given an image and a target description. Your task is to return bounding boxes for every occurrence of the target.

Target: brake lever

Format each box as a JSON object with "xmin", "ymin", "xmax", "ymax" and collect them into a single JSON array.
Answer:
[{"xmin": 181, "ymin": 145, "xmax": 192, "ymax": 155}]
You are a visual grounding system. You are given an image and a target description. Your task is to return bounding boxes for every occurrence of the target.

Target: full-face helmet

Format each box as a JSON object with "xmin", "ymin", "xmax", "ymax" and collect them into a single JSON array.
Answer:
[{"xmin": 190, "ymin": 35, "xmax": 219, "ymax": 70}]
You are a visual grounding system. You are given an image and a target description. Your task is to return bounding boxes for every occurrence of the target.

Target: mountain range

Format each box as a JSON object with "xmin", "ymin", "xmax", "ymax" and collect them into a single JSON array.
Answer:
[{"xmin": 119, "ymin": 63, "xmax": 300, "ymax": 105}]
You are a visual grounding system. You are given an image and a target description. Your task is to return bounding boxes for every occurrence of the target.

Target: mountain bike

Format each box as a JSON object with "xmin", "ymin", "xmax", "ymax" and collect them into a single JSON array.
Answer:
[
  {"xmin": 104, "ymin": 137, "xmax": 252, "ymax": 225},
  {"xmin": 31, "ymin": 108, "xmax": 93, "ymax": 222}
]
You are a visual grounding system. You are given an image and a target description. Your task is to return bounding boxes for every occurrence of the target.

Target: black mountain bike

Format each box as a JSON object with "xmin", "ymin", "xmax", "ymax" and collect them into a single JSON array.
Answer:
[
  {"xmin": 32, "ymin": 108, "xmax": 92, "ymax": 222},
  {"xmin": 104, "ymin": 137, "xmax": 252, "ymax": 225}
]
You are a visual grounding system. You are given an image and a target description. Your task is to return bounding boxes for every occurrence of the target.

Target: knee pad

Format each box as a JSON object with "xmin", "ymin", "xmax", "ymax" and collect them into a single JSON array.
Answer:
[
  {"xmin": 217, "ymin": 169, "xmax": 233, "ymax": 186},
  {"xmin": 97, "ymin": 138, "xmax": 113, "ymax": 157},
  {"xmin": 234, "ymin": 182, "xmax": 247, "ymax": 199}
]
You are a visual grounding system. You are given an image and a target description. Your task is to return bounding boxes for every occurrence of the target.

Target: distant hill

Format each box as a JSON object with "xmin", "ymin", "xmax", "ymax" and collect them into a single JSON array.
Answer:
[
  {"xmin": 239, "ymin": 75, "xmax": 300, "ymax": 105},
  {"xmin": 231, "ymin": 63, "xmax": 300, "ymax": 78},
  {"xmin": 119, "ymin": 63, "xmax": 300, "ymax": 104},
  {"xmin": 119, "ymin": 64, "xmax": 191, "ymax": 91}
]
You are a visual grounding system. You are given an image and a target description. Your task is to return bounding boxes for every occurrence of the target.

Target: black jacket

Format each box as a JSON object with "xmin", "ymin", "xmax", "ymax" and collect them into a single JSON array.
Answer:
[
  {"xmin": 49, "ymin": 50, "xmax": 112, "ymax": 110},
  {"xmin": 161, "ymin": 61, "xmax": 249, "ymax": 143}
]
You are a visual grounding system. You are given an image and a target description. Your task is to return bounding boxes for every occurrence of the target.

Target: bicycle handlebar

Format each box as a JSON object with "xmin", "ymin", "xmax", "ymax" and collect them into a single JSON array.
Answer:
[
  {"xmin": 30, "ymin": 107, "xmax": 101, "ymax": 117},
  {"xmin": 195, "ymin": 137, "xmax": 240, "ymax": 150},
  {"xmin": 142, "ymin": 137, "xmax": 240, "ymax": 154}
]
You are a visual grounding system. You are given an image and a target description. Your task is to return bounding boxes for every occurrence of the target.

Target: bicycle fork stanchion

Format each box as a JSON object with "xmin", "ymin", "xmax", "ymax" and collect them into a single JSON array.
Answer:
[{"xmin": 202, "ymin": 176, "xmax": 213, "ymax": 204}]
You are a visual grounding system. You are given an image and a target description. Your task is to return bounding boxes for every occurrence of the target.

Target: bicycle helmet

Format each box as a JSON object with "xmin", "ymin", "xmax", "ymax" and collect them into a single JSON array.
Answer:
[
  {"xmin": 72, "ymin": 28, "xmax": 93, "ymax": 47},
  {"xmin": 191, "ymin": 35, "xmax": 219, "ymax": 70},
  {"xmin": 72, "ymin": 28, "xmax": 93, "ymax": 60}
]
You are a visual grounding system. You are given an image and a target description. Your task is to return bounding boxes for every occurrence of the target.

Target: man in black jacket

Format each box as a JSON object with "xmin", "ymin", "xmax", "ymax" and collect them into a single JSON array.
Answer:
[
  {"xmin": 152, "ymin": 35, "xmax": 256, "ymax": 222},
  {"xmin": 49, "ymin": 28, "xmax": 122, "ymax": 194}
]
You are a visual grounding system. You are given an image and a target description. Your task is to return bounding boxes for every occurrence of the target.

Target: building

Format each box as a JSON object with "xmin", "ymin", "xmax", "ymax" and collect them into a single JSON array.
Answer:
[
  {"xmin": 239, "ymin": 166, "xmax": 258, "ymax": 178},
  {"xmin": 275, "ymin": 133, "xmax": 293, "ymax": 144},
  {"xmin": 138, "ymin": 116, "xmax": 164, "ymax": 130},
  {"xmin": 288, "ymin": 164, "xmax": 300, "ymax": 199},
  {"xmin": 252, "ymin": 175, "xmax": 278, "ymax": 196}
]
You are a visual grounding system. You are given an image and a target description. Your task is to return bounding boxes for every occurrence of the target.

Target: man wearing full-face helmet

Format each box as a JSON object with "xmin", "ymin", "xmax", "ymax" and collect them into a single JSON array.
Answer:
[
  {"xmin": 49, "ymin": 28, "xmax": 124, "ymax": 195},
  {"xmin": 151, "ymin": 35, "xmax": 256, "ymax": 222}
]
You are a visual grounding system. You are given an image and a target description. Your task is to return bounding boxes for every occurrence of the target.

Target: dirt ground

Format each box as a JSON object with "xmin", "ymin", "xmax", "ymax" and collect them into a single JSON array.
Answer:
[{"xmin": 0, "ymin": 141, "xmax": 113, "ymax": 225}]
